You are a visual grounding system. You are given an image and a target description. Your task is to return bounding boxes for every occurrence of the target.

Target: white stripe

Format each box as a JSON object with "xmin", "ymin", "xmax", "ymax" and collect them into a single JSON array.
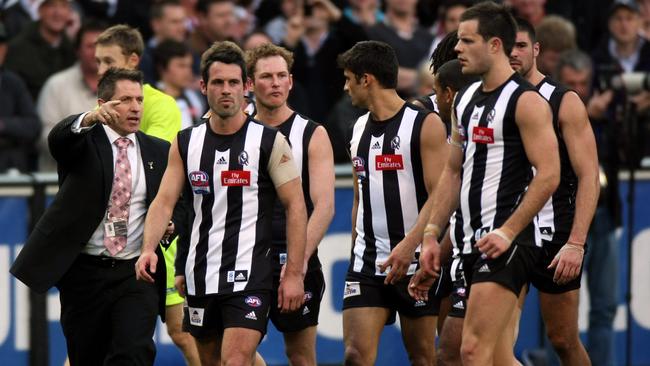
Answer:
[
  {"xmin": 185, "ymin": 124, "xmax": 207, "ymax": 296},
  {"xmin": 450, "ymin": 255, "xmax": 461, "ymax": 282},
  {"xmin": 351, "ymin": 114, "xmax": 369, "ymax": 273},
  {"xmin": 538, "ymin": 82, "xmax": 556, "ymax": 101},
  {"xmin": 234, "ymin": 123, "xmax": 264, "ymax": 292},
  {"xmin": 454, "ymin": 82, "xmax": 481, "ymax": 254},
  {"xmin": 396, "ymin": 107, "xmax": 419, "ymax": 275},
  {"xmin": 479, "ymin": 81, "xmax": 518, "ymax": 233},
  {"xmin": 288, "ymin": 115, "xmax": 308, "ymax": 177},
  {"xmin": 204, "ymin": 149, "xmax": 229, "ymax": 294},
  {"xmin": 368, "ymin": 134, "xmax": 390, "ymax": 276}
]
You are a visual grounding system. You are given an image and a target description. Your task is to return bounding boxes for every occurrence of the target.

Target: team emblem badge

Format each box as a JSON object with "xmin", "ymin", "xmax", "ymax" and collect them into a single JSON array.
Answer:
[{"xmin": 238, "ymin": 151, "xmax": 249, "ymax": 166}]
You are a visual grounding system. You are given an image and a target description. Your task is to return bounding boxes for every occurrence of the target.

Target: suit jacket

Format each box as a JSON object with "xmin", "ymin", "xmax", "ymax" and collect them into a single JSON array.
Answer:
[{"xmin": 10, "ymin": 114, "xmax": 170, "ymax": 319}]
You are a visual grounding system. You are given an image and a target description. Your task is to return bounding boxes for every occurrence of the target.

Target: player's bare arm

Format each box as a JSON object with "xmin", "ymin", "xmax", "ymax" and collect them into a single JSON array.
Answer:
[
  {"xmin": 380, "ymin": 113, "xmax": 448, "ymax": 285},
  {"xmin": 477, "ymin": 91, "xmax": 559, "ymax": 258},
  {"xmin": 304, "ymin": 126, "xmax": 335, "ymax": 268},
  {"xmin": 548, "ymin": 91, "xmax": 599, "ymax": 284},
  {"xmin": 136, "ymin": 139, "xmax": 185, "ymax": 282}
]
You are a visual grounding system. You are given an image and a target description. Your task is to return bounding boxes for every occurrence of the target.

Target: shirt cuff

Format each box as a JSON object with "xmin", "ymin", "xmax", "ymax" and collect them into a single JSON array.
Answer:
[{"xmin": 71, "ymin": 112, "xmax": 95, "ymax": 134}]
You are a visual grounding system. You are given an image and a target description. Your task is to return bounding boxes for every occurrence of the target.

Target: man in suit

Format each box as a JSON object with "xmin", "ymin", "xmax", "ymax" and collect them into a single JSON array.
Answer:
[{"xmin": 10, "ymin": 68, "xmax": 174, "ymax": 365}]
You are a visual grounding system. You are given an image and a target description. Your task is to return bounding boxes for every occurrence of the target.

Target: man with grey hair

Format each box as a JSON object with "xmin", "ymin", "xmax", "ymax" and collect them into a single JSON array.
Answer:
[{"xmin": 556, "ymin": 48, "xmax": 620, "ymax": 366}]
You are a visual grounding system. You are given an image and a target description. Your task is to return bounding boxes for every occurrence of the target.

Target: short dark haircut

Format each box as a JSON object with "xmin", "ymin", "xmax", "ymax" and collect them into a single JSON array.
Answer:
[
  {"xmin": 96, "ymin": 24, "xmax": 145, "ymax": 57},
  {"xmin": 515, "ymin": 17, "xmax": 536, "ymax": 43},
  {"xmin": 154, "ymin": 39, "xmax": 191, "ymax": 72},
  {"xmin": 74, "ymin": 19, "xmax": 108, "ymax": 51},
  {"xmin": 436, "ymin": 59, "xmax": 479, "ymax": 92},
  {"xmin": 196, "ymin": 0, "xmax": 233, "ymax": 14},
  {"xmin": 200, "ymin": 41, "xmax": 247, "ymax": 83},
  {"xmin": 555, "ymin": 49, "xmax": 593, "ymax": 77},
  {"xmin": 337, "ymin": 41, "xmax": 398, "ymax": 89},
  {"xmin": 430, "ymin": 30, "xmax": 458, "ymax": 74},
  {"xmin": 98, "ymin": 68, "xmax": 143, "ymax": 100},
  {"xmin": 151, "ymin": 0, "xmax": 182, "ymax": 20},
  {"xmin": 460, "ymin": 1, "xmax": 517, "ymax": 56}
]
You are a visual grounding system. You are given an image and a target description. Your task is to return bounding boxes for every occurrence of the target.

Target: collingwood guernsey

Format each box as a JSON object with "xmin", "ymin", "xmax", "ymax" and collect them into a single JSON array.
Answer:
[
  {"xmin": 451, "ymin": 72, "xmax": 541, "ymax": 255},
  {"xmin": 349, "ymin": 103, "xmax": 429, "ymax": 277},
  {"xmin": 270, "ymin": 112, "xmax": 321, "ymax": 274},
  {"xmin": 535, "ymin": 77, "xmax": 576, "ymax": 246},
  {"xmin": 177, "ymin": 116, "xmax": 298, "ymax": 296}
]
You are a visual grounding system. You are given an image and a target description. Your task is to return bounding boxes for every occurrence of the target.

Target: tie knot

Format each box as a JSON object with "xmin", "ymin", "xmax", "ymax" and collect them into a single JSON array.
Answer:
[{"xmin": 115, "ymin": 137, "xmax": 132, "ymax": 150}]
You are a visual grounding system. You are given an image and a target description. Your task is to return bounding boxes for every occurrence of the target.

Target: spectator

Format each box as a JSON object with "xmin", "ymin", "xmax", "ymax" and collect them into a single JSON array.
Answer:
[
  {"xmin": 342, "ymin": 0, "xmax": 384, "ymax": 28},
  {"xmin": 242, "ymin": 29, "xmax": 272, "ymax": 50},
  {"xmin": 0, "ymin": 21, "xmax": 41, "ymax": 173},
  {"xmin": 535, "ymin": 15, "xmax": 576, "ymax": 75},
  {"xmin": 4, "ymin": 0, "xmax": 76, "ymax": 99},
  {"xmin": 509, "ymin": 0, "xmax": 547, "ymax": 26},
  {"xmin": 154, "ymin": 39, "xmax": 207, "ymax": 129},
  {"xmin": 366, "ymin": 0, "xmax": 433, "ymax": 97},
  {"xmin": 141, "ymin": 0, "xmax": 188, "ymax": 84},
  {"xmin": 265, "ymin": 0, "xmax": 302, "ymax": 44},
  {"xmin": 430, "ymin": 0, "xmax": 470, "ymax": 52},
  {"xmin": 556, "ymin": 49, "xmax": 620, "ymax": 366},
  {"xmin": 37, "ymin": 19, "xmax": 108, "ymax": 172},
  {"xmin": 283, "ymin": 0, "xmax": 367, "ymax": 123},
  {"xmin": 2, "ymin": 0, "xmax": 40, "ymax": 39},
  {"xmin": 189, "ymin": 0, "xmax": 235, "ymax": 56}
]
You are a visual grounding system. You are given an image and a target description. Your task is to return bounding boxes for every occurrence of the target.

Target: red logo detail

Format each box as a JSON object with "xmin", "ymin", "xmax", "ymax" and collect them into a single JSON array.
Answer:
[
  {"xmin": 221, "ymin": 170, "xmax": 251, "ymax": 186},
  {"xmin": 375, "ymin": 155, "xmax": 404, "ymax": 170},
  {"xmin": 472, "ymin": 126, "xmax": 494, "ymax": 144}
]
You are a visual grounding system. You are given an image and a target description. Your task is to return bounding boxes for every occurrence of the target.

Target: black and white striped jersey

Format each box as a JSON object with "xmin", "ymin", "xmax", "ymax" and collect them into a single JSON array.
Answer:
[
  {"xmin": 348, "ymin": 103, "xmax": 429, "ymax": 277},
  {"xmin": 416, "ymin": 93, "xmax": 439, "ymax": 114},
  {"xmin": 535, "ymin": 77, "xmax": 577, "ymax": 246},
  {"xmin": 270, "ymin": 112, "xmax": 321, "ymax": 274},
  {"xmin": 450, "ymin": 73, "xmax": 541, "ymax": 255},
  {"xmin": 177, "ymin": 116, "xmax": 279, "ymax": 296}
]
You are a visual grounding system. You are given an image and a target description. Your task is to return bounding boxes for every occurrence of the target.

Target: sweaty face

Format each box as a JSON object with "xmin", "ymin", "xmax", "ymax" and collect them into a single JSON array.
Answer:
[
  {"xmin": 101, "ymin": 80, "xmax": 144, "ymax": 136},
  {"xmin": 252, "ymin": 56, "xmax": 293, "ymax": 110},
  {"xmin": 95, "ymin": 44, "xmax": 134, "ymax": 77},
  {"xmin": 455, "ymin": 20, "xmax": 491, "ymax": 76},
  {"xmin": 343, "ymin": 69, "xmax": 367, "ymax": 109},
  {"xmin": 201, "ymin": 61, "xmax": 245, "ymax": 119},
  {"xmin": 510, "ymin": 31, "xmax": 537, "ymax": 77}
]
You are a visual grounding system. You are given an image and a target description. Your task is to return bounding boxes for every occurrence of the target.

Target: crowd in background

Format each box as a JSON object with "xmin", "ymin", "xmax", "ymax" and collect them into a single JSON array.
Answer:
[{"xmin": 2, "ymin": 0, "xmax": 650, "ymax": 172}]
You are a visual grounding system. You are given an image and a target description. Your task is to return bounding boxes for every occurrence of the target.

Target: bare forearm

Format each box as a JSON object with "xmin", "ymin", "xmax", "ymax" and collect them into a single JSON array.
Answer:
[
  {"xmin": 142, "ymin": 199, "xmax": 174, "ymax": 253},
  {"xmin": 502, "ymin": 171, "xmax": 559, "ymax": 237},
  {"xmin": 568, "ymin": 175, "xmax": 599, "ymax": 244},
  {"xmin": 428, "ymin": 169, "xmax": 461, "ymax": 229},
  {"xmin": 305, "ymin": 204, "xmax": 334, "ymax": 260},
  {"xmin": 285, "ymin": 202, "xmax": 307, "ymax": 275}
]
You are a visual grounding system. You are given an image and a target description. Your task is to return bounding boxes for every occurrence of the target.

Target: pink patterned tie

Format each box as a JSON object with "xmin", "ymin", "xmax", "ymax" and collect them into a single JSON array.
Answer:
[{"xmin": 104, "ymin": 137, "xmax": 132, "ymax": 255}]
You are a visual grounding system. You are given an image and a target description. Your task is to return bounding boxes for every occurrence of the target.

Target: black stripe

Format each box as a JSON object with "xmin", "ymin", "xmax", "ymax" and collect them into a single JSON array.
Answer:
[
  {"xmin": 382, "ymin": 113, "xmax": 405, "ymax": 249},
  {"xmin": 356, "ymin": 121, "xmax": 377, "ymax": 276},
  {"xmin": 411, "ymin": 108, "xmax": 428, "ymax": 210}
]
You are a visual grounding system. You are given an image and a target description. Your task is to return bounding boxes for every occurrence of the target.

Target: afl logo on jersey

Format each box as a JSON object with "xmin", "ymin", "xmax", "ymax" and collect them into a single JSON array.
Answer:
[
  {"xmin": 189, "ymin": 171, "xmax": 210, "ymax": 194},
  {"xmin": 391, "ymin": 135, "xmax": 401, "ymax": 150},
  {"xmin": 352, "ymin": 157, "xmax": 366, "ymax": 179},
  {"xmin": 245, "ymin": 296, "xmax": 262, "ymax": 308},
  {"xmin": 238, "ymin": 151, "xmax": 249, "ymax": 166}
]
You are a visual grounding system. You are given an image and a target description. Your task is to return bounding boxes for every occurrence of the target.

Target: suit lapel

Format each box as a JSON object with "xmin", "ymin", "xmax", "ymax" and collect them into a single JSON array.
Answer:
[
  {"xmin": 92, "ymin": 126, "xmax": 113, "ymax": 203},
  {"xmin": 137, "ymin": 132, "xmax": 156, "ymax": 205}
]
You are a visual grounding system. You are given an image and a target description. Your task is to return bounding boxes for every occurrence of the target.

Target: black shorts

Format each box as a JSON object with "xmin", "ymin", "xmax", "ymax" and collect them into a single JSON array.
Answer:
[
  {"xmin": 529, "ymin": 241, "xmax": 584, "ymax": 294},
  {"xmin": 342, "ymin": 272, "xmax": 439, "ymax": 324},
  {"xmin": 185, "ymin": 290, "xmax": 271, "ymax": 339},
  {"xmin": 448, "ymin": 244, "xmax": 541, "ymax": 318},
  {"xmin": 269, "ymin": 269, "xmax": 326, "ymax": 333}
]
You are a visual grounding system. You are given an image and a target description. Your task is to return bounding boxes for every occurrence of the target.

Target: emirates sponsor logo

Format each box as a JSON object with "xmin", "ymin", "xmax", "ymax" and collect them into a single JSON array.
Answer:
[
  {"xmin": 221, "ymin": 170, "xmax": 251, "ymax": 186},
  {"xmin": 375, "ymin": 154, "xmax": 404, "ymax": 170},
  {"xmin": 471, "ymin": 126, "xmax": 494, "ymax": 144}
]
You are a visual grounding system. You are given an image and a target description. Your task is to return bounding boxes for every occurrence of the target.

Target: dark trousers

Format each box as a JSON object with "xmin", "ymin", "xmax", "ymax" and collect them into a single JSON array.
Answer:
[{"xmin": 57, "ymin": 254, "xmax": 159, "ymax": 366}]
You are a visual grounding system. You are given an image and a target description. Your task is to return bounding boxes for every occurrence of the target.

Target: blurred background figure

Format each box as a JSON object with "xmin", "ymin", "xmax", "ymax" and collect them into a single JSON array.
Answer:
[
  {"xmin": 37, "ymin": 19, "xmax": 108, "ymax": 172},
  {"xmin": 366, "ymin": 0, "xmax": 432, "ymax": 97},
  {"xmin": 342, "ymin": 0, "xmax": 384, "ymax": 28},
  {"xmin": 509, "ymin": 0, "xmax": 547, "ymax": 26},
  {"xmin": 429, "ymin": 0, "xmax": 469, "ymax": 53},
  {"xmin": 0, "ymin": 21, "xmax": 41, "ymax": 174},
  {"xmin": 4, "ymin": 0, "xmax": 76, "ymax": 100},
  {"xmin": 189, "ymin": 0, "xmax": 235, "ymax": 56},
  {"xmin": 535, "ymin": 15, "xmax": 576, "ymax": 75},
  {"xmin": 154, "ymin": 39, "xmax": 207, "ymax": 129}
]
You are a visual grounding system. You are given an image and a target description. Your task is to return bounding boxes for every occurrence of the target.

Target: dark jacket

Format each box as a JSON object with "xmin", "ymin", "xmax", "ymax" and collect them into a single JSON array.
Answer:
[
  {"xmin": 4, "ymin": 21, "xmax": 75, "ymax": 99},
  {"xmin": 10, "ymin": 114, "xmax": 171, "ymax": 319},
  {"xmin": 0, "ymin": 68, "xmax": 41, "ymax": 172}
]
